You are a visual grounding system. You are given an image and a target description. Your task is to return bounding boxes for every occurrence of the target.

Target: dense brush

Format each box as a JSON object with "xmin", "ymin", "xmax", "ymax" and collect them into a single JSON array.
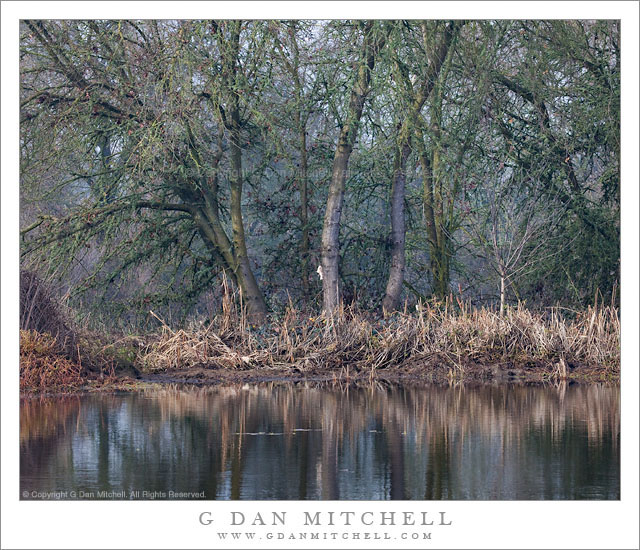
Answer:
[{"xmin": 140, "ymin": 297, "xmax": 620, "ymax": 380}]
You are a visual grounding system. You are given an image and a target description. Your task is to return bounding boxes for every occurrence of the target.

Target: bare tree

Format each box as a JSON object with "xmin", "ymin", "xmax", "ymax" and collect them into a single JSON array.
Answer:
[{"xmin": 467, "ymin": 171, "xmax": 564, "ymax": 315}]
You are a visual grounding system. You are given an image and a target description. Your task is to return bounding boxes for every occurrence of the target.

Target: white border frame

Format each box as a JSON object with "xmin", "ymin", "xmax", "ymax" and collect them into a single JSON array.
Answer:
[{"xmin": 2, "ymin": 3, "xmax": 638, "ymax": 549}]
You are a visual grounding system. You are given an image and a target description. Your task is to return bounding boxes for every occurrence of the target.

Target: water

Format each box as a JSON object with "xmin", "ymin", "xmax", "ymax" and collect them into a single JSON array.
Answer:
[{"xmin": 20, "ymin": 382, "xmax": 619, "ymax": 500}]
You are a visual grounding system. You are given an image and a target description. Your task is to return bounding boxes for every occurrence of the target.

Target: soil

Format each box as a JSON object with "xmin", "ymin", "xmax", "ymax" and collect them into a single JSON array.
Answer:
[
  {"xmin": 136, "ymin": 355, "xmax": 618, "ymax": 386},
  {"xmin": 20, "ymin": 355, "xmax": 618, "ymax": 397}
]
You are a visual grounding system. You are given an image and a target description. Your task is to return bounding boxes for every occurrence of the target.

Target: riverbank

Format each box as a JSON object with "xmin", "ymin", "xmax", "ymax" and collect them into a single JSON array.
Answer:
[
  {"xmin": 139, "ymin": 355, "xmax": 616, "ymax": 386},
  {"xmin": 20, "ymin": 302, "xmax": 620, "ymax": 394}
]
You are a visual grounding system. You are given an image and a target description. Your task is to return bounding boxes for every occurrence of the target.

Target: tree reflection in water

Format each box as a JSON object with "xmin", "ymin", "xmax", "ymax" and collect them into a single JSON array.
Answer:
[{"xmin": 20, "ymin": 382, "xmax": 620, "ymax": 500}]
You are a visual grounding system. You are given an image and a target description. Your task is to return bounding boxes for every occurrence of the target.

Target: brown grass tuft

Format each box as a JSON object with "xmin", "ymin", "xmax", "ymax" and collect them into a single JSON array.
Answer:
[{"xmin": 20, "ymin": 330, "xmax": 84, "ymax": 392}]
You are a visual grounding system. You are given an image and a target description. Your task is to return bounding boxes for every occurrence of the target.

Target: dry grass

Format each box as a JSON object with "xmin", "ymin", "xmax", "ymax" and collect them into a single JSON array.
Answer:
[
  {"xmin": 140, "ymin": 295, "xmax": 620, "ymax": 380},
  {"xmin": 20, "ymin": 329, "xmax": 124, "ymax": 393},
  {"xmin": 19, "ymin": 269, "xmax": 120, "ymax": 392},
  {"xmin": 20, "ymin": 330, "xmax": 85, "ymax": 392},
  {"xmin": 20, "ymin": 268, "xmax": 619, "ymax": 387}
]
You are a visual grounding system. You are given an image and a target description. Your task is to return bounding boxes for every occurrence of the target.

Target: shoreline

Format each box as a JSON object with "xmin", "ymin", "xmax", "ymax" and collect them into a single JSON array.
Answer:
[
  {"xmin": 140, "ymin": 355, "xmax": 619, "ymax": 385},
  {"xmin": 20, "ymin": 304, "xmax": 620, "ymax": 395},
  {"xmin": 19, "ymin": 357, "xmax": 620, "ymax": 398}
]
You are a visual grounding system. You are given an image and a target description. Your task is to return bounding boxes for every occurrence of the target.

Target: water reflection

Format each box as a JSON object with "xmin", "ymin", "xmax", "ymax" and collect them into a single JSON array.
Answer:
[{"xmin": 20, "ymin": 382, "xmax": 620, "ymax": 500}]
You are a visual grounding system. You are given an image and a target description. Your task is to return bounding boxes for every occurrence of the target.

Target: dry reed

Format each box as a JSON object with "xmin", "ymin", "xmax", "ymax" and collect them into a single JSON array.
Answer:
[{"xmin": 140, "ymin": 294, "xmax": 620, "ymax": 380}]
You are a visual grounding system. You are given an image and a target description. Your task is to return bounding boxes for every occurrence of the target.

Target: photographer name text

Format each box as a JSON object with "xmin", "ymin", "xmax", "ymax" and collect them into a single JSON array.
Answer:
[{"xmin": 199, "ymin": 510, "xmax": 452, "ymax": 527}]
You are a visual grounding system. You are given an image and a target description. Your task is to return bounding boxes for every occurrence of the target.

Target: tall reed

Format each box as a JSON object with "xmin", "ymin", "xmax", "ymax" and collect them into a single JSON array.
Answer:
[{"xmin": 141, "ymin": 294, "xmax": 620, "ymax": 380}]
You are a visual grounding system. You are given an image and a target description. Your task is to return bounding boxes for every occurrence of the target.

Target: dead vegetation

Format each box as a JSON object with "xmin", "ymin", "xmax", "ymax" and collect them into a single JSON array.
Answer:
[
  {"xmin": 19, "ymin": 268, "xmax": 620, "ymax": 389},
  {"xmin": 20, "ymin": 270, "xmax": 79, "ymax": 361},
  {"xmin": 20, "ymin": 330, "xmax": 85, "ymax": 392},
  {"xmin": 19, "ymin": 269, "xmax": 123, "ymax": 392},
  {"xmin": 20, "ymin": 270, "xmax": 85, "ymax": 392},
  {"xmin": 140, "ymin": 292, "xmax": 620, "ymax": 382}
]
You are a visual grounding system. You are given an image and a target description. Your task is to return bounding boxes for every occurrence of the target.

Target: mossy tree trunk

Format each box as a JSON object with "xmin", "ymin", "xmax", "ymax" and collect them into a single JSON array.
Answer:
[
  {"xmin": 382, "ymin": 21, "xmax": 460, "ymax": 312},
  {"xmin": 216, "ymin": 21, "xmax": 268, "ymax": 321},
  {"xmin": 321, "ymin": 22, "xmax": 388, "ymax": 314}
]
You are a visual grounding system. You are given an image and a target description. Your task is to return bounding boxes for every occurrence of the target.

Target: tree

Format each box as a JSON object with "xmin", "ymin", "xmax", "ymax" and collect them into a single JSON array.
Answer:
[
  {"xmin": 20, "ymin": 20, "xmax": 272, "ymax": 320},
  {"xmin": 467, "ymin": 169, "xmax": 564, "ymax": 315},
  {"xmin": 210, "ymin": 21, "xmax": 268, "ymax": 319},
  {"xmin": 267, "ymin": 21, "xmax": 323, "ymax": 302},
  {"xmin": 474, "ymin": 20, "xmax": 620, "ymax": 305},
  {"xmin": 19, "ymin": 20, "xmax": 620, "ymax": 319},
  {"xmin": 382, "ymin": 20, "xmax": 461, "ymax": 312},
  {"xmin": 320, "ymin": 21, "xmax": 388, "ymax": 314}
]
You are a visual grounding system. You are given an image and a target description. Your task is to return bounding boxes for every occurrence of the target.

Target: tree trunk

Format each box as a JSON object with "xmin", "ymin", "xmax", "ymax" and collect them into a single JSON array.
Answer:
[
  {"xmin": 432, "ymin": 248, "xmax": 451, "ymax": 300},
  {"xmin": 417, "ymin": 133, "xmax": 451, "ymax": 300},
  {"xmin": 383, "ymin": 21, "xmax": 460, "ymax": 308},
  {"xmin": 417, "ymin": 92, "xmax": 451, "ymax": 299},
  {"xmin": 216, "ymin": 21, "xmax": 268, "ymax": 322},
  {"xmin": 288, "ymin": 24, "xmax": 311, "ymax": 302},
  {"xmin": 229, "ymin": 121, "xmax": 268, "ymax": 321},
  {"xmin": 382, "ymin": 143, "xmax": 410, "ymax": 313},
  {"xmin": 321, "ymin": 141, "xmax": 351, "ymax": 313},
  {"xmin": 321, "ymin": 22, "xmax": 386, "ymax": 314},
  {"xmin": 298, "ymin": 122, "xmax": 310, "ymax": 301},
  {"xmin": 499, "ymin": 272, "xmax": 505, "ymax": 317}
]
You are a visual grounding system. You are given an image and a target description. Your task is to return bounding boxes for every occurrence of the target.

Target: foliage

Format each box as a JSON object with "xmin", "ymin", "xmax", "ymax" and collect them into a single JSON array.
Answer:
[{"xmin": 20, "ymin": 20, "xmax": 620, "ymax": 322}]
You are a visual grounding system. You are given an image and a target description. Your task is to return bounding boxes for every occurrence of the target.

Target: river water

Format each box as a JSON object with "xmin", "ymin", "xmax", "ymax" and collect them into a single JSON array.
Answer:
[{"xmin": 20, "ymin": 382, "xmax": 619, "ymax": 500}]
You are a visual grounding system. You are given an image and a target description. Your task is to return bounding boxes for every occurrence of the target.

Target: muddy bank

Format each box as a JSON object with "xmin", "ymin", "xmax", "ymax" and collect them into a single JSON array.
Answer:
[
  {"xmin": 139, "ymin": 355, "xmax": 618, "ymax": 386},
  {"xmin": 20, "ymin": 358, "xmax": 618, "ymax": 398},
  {"xmin": 20, "ymin": 358, "xmax": 617, "ymax": 398},
  {"xmin": 19, "ymin": 301, "xmax": 620, "ymax": 394}
]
